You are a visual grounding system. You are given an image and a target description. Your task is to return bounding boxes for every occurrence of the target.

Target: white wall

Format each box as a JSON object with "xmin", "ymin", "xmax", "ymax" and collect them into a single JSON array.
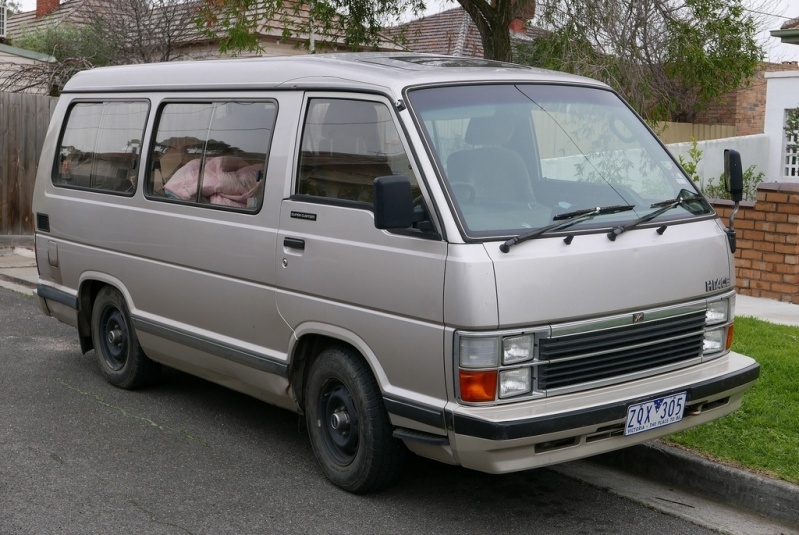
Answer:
[
  {"xmin": 665, "ymin": 134, "xmax": 770, "ymax": 190},
  {"xmin": 764, "ymin": 70, "xmax": 799, "ymax": 183}
]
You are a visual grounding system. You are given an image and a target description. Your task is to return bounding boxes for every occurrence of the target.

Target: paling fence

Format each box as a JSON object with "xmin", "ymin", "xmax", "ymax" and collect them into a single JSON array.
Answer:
[{"xmin": 0, "ymin": 92, "xmax": 56, "ymax": 235}]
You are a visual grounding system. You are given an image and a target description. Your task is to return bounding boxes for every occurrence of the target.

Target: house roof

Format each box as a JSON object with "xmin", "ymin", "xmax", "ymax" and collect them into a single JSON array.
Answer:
[
  {"xmin": 385, "ymin": 7, "xmax": 546, "ymax": 58},
  {"xmin": 770, "ymin": 15, "xmax": 799, "ymax": 45},
  {"xmin": 6, "ymin": 0, "xmax": 401, "ymax": 53},
  {"xmin": 0, "ymin": 41, "xmax": 54, "ymax": 61}
]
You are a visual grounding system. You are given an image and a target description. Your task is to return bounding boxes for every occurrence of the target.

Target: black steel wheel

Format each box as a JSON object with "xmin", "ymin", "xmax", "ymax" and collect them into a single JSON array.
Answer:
[
  {"xmin": 305, "ymin": 347, "xmax": 405, "ymax": 493},
  {"xmin": 91, "ymin": 286, "xmax": 161, "ymax": 389}
]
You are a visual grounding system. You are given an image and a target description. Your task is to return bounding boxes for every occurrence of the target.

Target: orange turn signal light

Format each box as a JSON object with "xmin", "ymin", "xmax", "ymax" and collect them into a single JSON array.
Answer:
[
  {"xmin": 459, "ymin": 370, "xmax": 497, "ymax": 402},
  {"xmin": 726, "ymin": 323, "xmax": 734, "ymax": 350}
]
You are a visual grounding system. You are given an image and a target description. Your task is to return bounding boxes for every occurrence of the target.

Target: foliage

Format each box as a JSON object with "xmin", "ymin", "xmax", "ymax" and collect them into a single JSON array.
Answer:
[
  {"xmin": 677, "ymin": 137, "xmax": 702, "ymax": 184},
  {"xmin": 675, "ymin": 137, "xmax": 763, "ymax": 202},
  {"xmin": 668, "ymin": 317, "xmax": 799, "ymax": 485},
  {"xmin": 786, "ymin": 106, "xmax": 799, "ymax": 155},
  {"xmin": 3, "ymin": 0, "xmax": 22, "ymax": 14},
  {"xmin": 515, "ymin": 0, "xmax": 763, "ymax": 122},
  {"xmin": 4, "ymin": 0, "xmax": 199, "ymax": 95},
  {"xmin": 8, "ymin": 23, "xmax": 118, "ymax": 94},
  {"xmin": 704, "ymin": 164, "xmax": 764, "ymax": 202},
  {"xmin": 196, "ymin": 0, "xmax": 426, "ymax": 56}
]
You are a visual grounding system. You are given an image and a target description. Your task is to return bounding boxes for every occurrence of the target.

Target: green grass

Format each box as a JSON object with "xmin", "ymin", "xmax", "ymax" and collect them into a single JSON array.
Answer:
[{"xmin": 666, "ymin": 317, "xmax": 799, "ymax": 484}]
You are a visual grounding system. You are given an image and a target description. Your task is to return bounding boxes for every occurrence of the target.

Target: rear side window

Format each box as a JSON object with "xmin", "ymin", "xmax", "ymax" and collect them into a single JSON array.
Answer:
[
  {"xmin": 148, "ymin": 101, "xmax": 277, "ymax": 211},
  {"xmin": 297, "ymin": 98, "xmax": 418, "ymax": 205},
  {"xmin": 54, "ymin": 101, "xmax": 148, "ymax": 194}
]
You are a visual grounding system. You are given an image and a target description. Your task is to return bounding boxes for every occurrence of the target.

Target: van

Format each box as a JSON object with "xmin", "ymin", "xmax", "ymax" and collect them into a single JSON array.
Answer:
[{"xmin": 32, "ymin": 53, "xmax": 759, "ymax": 493}]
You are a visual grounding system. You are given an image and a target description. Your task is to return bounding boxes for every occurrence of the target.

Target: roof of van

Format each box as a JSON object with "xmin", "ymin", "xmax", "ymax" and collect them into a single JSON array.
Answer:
[{"xmin": 61, "ymin": 52, "xmax": 608, "ymax": 94}]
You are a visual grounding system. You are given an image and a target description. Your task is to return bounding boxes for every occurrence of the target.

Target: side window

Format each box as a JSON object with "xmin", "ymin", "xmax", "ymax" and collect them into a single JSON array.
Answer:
[
  {"xmin": 297, "ymin": 98, "xmax": 418, "ymax": 204},
  {"xmin": 55, "ymin": 101, "xmax": 148, "ymax": 194},
  {"xmin": 149, "ymin": 101, "xmax": 276, "ymax": 210}
]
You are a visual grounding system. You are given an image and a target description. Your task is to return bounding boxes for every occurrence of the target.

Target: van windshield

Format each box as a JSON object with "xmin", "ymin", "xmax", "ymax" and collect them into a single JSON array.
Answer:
[{"xmin": 407, "ymin": 84, "xmax": 712, "ymax": 238}]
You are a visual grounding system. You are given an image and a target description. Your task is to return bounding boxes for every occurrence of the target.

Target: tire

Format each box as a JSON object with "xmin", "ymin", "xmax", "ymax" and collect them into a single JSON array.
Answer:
[
  {"xmin": 91, "ymin": 286, "xmax": 161, "ymax": 389},
  {"xmin": 305, "ymin": 347, "xmax": 405, "ymax": 493}
]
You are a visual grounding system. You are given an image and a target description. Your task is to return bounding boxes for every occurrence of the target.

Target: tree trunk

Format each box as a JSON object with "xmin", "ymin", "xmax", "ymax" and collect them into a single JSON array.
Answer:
[{"xmin": 458, "ymin": 0, "xmax": 533, "ymax": 62}]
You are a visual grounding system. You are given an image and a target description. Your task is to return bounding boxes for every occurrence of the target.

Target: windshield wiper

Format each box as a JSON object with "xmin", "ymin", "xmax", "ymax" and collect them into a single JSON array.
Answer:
[
  {"xmin": 606, "ymin": 191, "xmax": 705, "ymax": 241},
  {"xmin": 500, "ymin": 204, "xmax": 635, "ymax": 253}
]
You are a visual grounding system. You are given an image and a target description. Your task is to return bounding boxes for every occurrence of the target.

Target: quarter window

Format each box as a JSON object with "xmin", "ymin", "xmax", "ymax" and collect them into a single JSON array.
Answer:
[
  {"xmin": 149, "ymin": 101, "xmax": 277, "ymax": 210},
  {"xmin": 55, "ymin": 101, "xmax": 148, "ymax": 194}
]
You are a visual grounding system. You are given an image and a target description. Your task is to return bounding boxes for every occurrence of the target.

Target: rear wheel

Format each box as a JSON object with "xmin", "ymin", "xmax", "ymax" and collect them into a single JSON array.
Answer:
[
  {"xmin": 91, "ymin": 286, "xmax": 161, "ymax": 389},
  {"xmin": 305, "ymin": 347, "xmax": 405, "ymax": 493}
]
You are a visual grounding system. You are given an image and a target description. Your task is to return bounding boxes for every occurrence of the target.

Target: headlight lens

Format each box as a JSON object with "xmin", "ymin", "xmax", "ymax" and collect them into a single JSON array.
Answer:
[
  {"xmin": 503, "ymin": 335, "xmax": 534, "ymax": 364},
  {"xmin": 703, "ymin": 327, "xmax": 726, "ymax": 353},
  {"xmin": 706, "ymin": 299, "xmax": 730, "ymax": 325},
  {"xmin": 499, "ymin": 368, "xmax": 532, "ymax": 398},
  {"xmin": 459, "ymin": 337, "xmax": 499, "ymax": 368}
]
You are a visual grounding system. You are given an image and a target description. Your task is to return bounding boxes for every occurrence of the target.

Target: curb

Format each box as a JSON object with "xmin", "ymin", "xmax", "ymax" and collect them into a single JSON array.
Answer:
[{"xmin": 593, "ymin": 441, "xmax": 799, "ymax": 528}]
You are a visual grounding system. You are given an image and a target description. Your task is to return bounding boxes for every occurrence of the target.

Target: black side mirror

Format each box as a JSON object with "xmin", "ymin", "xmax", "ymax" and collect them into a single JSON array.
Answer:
[
  {"xmin": 374, "ymin": 175, "xmax": 415, "ymax": 229},
  {"xmin": 724, "ymin": 149, "xmax": 744, "ymax": 203}
]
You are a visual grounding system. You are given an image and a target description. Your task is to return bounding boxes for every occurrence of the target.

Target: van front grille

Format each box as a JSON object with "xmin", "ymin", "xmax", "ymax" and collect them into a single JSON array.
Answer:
[{"xmin": 538, "ymin": 310, "xmax": 706, "ymax": 391}]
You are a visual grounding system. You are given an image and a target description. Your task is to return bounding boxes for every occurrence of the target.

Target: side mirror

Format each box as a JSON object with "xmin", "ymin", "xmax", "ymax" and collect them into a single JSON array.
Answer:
[
  {"xmin": 374, "ymin": 175, "xmax": 415, "ymax": 229},
  {"xmin": 724, "ymin": 149, "xmax": 744, "ymax": 203}
]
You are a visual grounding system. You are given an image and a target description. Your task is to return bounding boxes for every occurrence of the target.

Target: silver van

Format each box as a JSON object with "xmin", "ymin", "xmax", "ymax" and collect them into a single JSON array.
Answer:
[{"xmin": 32, "ymin": 53, "xmax": 759, "ymax": 493}]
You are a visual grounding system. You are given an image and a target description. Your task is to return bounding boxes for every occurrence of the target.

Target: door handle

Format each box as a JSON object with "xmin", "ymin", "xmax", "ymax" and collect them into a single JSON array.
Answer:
[{"xmin": 283, "ymin": 237, "xmax": 305, "ymax": 250}]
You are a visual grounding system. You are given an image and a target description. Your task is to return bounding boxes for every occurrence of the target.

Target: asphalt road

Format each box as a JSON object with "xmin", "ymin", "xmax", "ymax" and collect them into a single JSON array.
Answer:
[{"xmin": 0, "ymin": 287, "xmax": 717, "ymax": 535}]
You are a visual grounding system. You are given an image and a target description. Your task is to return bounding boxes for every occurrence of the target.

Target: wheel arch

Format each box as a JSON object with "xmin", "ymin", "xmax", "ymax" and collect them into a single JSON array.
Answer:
[
  {"xmin": 288, "ymin": 324, "xmax": 388, "ymax": 412},
  {"xmin": 75, "ymin": 273, "xmax": 132, "ymax": 354}
]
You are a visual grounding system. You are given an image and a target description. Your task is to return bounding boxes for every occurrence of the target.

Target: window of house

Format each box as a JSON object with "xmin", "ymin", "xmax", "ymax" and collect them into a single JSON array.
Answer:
[
  {"xmin": 784, "ymin": 108, "xmax": 799, "ymax": 179},
  {"xmin": 149, "ymin": 101, "xmax": 277, "ymax": 211},
  {"xmin": 297, "ymin": 98, "xmax": 418, "ymax": 205},
  {"xmin": 54, "ymin": 101, "xmax": 148, "ymax": 194}
]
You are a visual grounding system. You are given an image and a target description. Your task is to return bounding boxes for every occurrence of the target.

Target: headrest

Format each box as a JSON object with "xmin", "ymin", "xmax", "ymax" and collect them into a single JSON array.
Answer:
[
  {"xmin": 322, "ymin": 100, "xmax": 378, "ymax": 135},
  {"xmin": 464, "ymin": 115, "xmax": 514, "ymax": 146}
]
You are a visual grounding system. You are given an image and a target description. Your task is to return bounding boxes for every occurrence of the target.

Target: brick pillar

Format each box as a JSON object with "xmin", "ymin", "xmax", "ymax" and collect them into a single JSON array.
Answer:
[{"xmin": 711, "ymin": 183, "xmax": 799, "ymax": 304}]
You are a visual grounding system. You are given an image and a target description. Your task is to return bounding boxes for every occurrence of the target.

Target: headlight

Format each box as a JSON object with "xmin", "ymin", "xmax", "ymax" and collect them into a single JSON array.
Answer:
[
  {"xmin": 706, "ymin": 299, "xmax": 730, "ymax": 325},
  {"xmin": 503, "ymin": 335, "xmax": 534, "ymax": 364},
  {"xmin": 499, "ymin": 368, "xmax": 532, "ymax": 398},
  {"xmin": 703, "ymin": 294, "xmax": 734, "ymax": 358},
  {"xmin": 703, "ymin": 327, "xmax": 726, "ymax": 353}
]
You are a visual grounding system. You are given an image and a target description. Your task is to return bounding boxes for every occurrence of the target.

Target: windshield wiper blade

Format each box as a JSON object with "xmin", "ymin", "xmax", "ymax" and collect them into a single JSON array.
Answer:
[
  {"xmin": 606, "ymin": 192, "xmax": 705, "ymax": 241},
  {"xmin": 500, "ymin": 204, "xmax": 635, "ymax": 253}
]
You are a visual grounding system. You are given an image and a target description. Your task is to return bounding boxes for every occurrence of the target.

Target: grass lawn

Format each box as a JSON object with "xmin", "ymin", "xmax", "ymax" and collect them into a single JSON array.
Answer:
[{"xmin": 666, "ymin": 316, "xmax": 799, "ymax": 484}]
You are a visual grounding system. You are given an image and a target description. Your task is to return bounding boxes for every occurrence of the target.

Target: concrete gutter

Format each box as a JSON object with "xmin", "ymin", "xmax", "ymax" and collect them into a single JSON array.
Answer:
[{"xmin": 594, "ymin": 442, "xmax": 799, "ymax": 530}]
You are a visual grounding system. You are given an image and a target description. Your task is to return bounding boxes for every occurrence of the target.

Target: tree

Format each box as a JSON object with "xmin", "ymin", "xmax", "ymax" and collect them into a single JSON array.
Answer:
[
  {"xmin": 2, "ymin": 0, "xmax": 200, "ymax": 94},
  {"xmin": 514, "ymin": 0, "xmax": 764, "ymax": 122},
  {"xmin": 4, "ymin": 0, "xmax": 22, "ymax": 14},
  {"xmin": 196, "ymin": 0, "xmax": 426, "ymax": 55}
]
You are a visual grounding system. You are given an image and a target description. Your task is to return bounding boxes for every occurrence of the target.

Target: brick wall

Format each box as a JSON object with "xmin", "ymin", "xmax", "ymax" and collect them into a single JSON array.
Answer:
[
  {"xmin": 711, "ymin": 183, "xmax": 799, "ymax": 304},
  {"xmin": 695, "ymin": 61, "xmax": 799, "ymax": 136}
]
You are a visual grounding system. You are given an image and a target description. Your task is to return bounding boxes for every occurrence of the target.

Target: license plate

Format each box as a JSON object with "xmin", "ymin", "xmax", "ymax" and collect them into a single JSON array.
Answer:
[{"xmin": 625, "ymin": 392, "xmax": 687, "ymax": 436}]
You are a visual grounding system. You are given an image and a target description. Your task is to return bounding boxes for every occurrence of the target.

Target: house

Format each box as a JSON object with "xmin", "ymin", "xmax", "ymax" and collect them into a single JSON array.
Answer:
[
  {"xmin": 4, "ymin": 0, "xmax": 402, "ymax": 61},
  {"xmin": 0, "ymin": 42, "xmax": 54, "ymax": 92},
  {"xmin": 770, "ymin": 15, "xmax": 799, "ymax": 46},
  {"xmin": 385, "ymin": 6, "xmax": 544, "ymax": 58}
]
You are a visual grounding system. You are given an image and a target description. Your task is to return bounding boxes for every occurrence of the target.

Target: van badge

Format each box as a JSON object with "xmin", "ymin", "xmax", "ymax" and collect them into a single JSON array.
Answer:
[
  {"xmin": 705, "ymin": 277, "xmax": 731, "ymax": 292},
  {"xmin": 291, "ymin": 211, "xmax": 317, "ymax": 221},
  {"xmin": 632, "ymin": 312, "xmax": 645, "ymax": 324}
]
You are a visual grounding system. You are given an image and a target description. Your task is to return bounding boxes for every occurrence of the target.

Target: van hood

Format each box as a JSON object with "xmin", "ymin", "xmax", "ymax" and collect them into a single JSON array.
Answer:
[{"xmin": 484, "ymin": 219, "xmax": 732, "ymax": 327}]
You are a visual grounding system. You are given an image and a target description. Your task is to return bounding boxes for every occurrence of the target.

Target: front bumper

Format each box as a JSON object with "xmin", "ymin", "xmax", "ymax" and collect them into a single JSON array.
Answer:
[{"xmin": 444, "ymin": 351, "xmax": 758, "ymax": 473}]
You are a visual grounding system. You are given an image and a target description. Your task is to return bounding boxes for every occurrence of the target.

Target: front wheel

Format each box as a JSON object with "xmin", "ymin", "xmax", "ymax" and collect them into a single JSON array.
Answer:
[
  {"xmin": 91, "ymin": 286, "xmax": 161, "ymax": 389},
  {"xmin": 305, "ymin": 347, "xmax": 405, "ymax": 493}
]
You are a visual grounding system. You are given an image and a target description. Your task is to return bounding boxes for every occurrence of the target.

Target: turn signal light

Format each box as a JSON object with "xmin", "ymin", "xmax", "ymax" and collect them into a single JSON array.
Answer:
[
  {"xmin": 459, "ymin": 370, "xmax": 497, "ymax": 402},
  {"xmin": 726, "ymin": 323, "xmax": 734, "ymax": 350}
]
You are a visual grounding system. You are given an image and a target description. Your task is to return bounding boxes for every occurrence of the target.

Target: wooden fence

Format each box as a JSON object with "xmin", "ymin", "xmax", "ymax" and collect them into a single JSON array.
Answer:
[
  {"xmin": 0, "ymin": 92, "xmax": 57, "ymax": 235},
  {"xmin": 655, "ymin": 122, "xmax": 736, "ymax": 144}
]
